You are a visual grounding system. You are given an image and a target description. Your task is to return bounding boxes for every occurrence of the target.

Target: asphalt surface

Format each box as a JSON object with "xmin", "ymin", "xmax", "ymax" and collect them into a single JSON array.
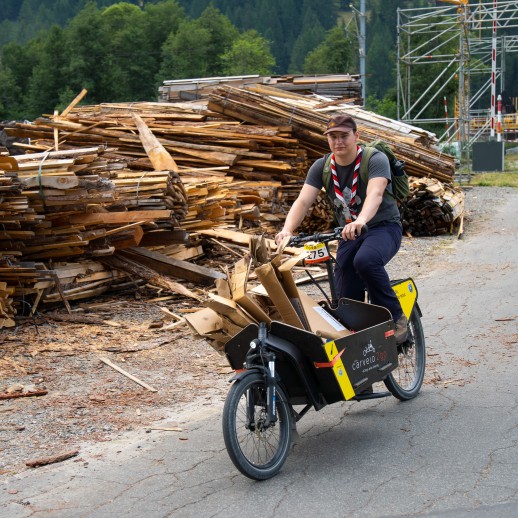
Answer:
[{"xmin": 1, "ymin": 189, "xmax": 517, "ymax": 518}]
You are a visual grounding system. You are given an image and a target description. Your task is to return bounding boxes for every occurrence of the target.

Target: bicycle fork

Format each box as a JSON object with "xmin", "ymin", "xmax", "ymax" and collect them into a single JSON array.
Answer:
[{"xmin": 245, "ymin": 323, "xmax": 277, "ymax": 430}]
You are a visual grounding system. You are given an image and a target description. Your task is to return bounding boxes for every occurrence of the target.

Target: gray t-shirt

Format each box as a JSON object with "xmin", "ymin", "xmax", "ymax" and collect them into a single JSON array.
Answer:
[{"xmin": 305, "ymin": 150, "xmax": 402, "ymax": 228}]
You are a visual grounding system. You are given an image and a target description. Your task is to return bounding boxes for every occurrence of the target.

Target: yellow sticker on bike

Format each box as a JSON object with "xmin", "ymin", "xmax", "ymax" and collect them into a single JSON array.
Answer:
[
  {"xmin": 324, "ymin": 340, "xmax": 355, "ymax": 400},
  {"xmin": 303, "ymin": 242, "xmax": 330, "ymax": 264},
  {"xmin": 392, "ymin": 278, "xmax": 417, "ymax": 320}
]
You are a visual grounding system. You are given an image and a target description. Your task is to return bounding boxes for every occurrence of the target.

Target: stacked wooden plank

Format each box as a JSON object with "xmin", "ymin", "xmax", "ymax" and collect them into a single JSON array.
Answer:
[
  {"xmin": 0, "ymin": 146, "xmax": 186, "ymax": 261},
  {"xmin": 208, "ymin": 85, "xmax": 456, "ymax": 180},
  {"xmin": 7, "ymin": 108, "xmax": 307, "ymax": 182},
  {"xmin": 159, "ymin": 74, "xmax": 362, "ymax": 103}
]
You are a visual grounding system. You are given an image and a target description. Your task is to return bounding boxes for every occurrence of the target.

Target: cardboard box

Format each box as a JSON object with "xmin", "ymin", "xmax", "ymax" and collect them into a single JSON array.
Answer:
[
  {"xmin": 255, "ymin": 255, "xmax": 308, "ymax": 329},
  {"xmin": 230, "ymin": 257, "xmax": 272, "ymax": 323},
  {"xmin": 298, "ymin": 291, "xmax": 352, "ymax": 340},
  {"xmin": 184, "ymin": 307, "xmax": 223, "ymax": 336},
  {"xmin": 206, "ymin": 292, "xmax": 255, "ymax": 327},
  {"xmin": 184, "ymin": 307, "xmax": 240, "ymax": 354}
]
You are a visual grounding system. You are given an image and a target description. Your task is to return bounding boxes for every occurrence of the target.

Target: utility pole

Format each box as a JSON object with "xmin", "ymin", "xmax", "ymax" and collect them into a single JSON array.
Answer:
[
  {"xmin": 359, "ymin": 0, "xmax": 366, "ymax": 104},
  {"xmin": 349, "ymin": 1, "xmax": 366, "ymax": 105}
]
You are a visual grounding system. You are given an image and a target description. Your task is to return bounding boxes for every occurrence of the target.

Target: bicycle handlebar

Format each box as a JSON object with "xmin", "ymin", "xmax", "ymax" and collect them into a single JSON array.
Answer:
[
  {"xmin": 288, "ymin": 225, "xmax": 368, "ymax": 247},
  {"xmin": 288, "ymin": 228, "xmax": 343, "ymax": 246}
]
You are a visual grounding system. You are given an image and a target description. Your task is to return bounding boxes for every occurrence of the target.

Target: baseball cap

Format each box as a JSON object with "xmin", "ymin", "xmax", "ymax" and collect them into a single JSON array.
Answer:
[{"xmin": 324, "ymin": 114, "xmax": 357, "ymax": 134}]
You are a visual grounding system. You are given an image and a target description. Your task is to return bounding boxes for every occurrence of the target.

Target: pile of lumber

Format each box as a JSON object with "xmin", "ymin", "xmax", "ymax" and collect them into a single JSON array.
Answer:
[
  {"xmin": 207, "ymin": 85, "xmax": 455, "ymax": 180},
  {"xmin": 159, "ymin": 73, "xmax": 362, "ymax": 103},
  {"xmin": 401, "ymin": 178, "xmax": 465, "ymax": 236},
  {"xmin": 0, "ymin": 84, "xmax": 464, "ymax": 327},
  {"xmin": 0, "ymin": 146, "xmax": 186, "ymax": 261}
]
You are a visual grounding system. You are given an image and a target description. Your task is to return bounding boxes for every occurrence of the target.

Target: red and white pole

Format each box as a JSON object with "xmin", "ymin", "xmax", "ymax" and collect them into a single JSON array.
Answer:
[
  {"xmin": 497, "ymin": 94, "xmax": 502, "ymax": 142},
  {"xmin": 490, "ymin": 0, "xmax": 498, "ymax": 138},
  {"xmin": 444, "ymin": 96, "xmax": 450, "ymax": 137}
]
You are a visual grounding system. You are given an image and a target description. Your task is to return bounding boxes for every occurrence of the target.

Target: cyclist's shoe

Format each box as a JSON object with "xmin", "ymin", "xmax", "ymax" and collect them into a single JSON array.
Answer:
[{"xmin": 394, "ymin": 315, "xmax": 408, "ymax": 344}]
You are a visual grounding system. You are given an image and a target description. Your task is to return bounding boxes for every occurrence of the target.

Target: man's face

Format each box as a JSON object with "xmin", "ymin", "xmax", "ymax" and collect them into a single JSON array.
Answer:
[{"xmin": 326, "ymin": 129, "xmax": 359, "ymax": 157}]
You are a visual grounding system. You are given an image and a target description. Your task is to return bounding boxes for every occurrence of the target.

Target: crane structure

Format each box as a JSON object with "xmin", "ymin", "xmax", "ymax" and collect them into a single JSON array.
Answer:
[{"xmin": 396, "ymin": 1, "xmax": 518, "ymax": 168}]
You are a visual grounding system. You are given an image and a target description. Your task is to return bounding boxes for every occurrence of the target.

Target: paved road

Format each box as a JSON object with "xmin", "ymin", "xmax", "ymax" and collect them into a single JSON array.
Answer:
[{"xmin": 2, "ymin": 190, "xmax": 518, "ymax": 518}]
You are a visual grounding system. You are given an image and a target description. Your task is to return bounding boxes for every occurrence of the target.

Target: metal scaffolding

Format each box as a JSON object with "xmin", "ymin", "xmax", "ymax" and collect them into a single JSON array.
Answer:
[{"xmin": 396, "ymin": 1, "xmax": 518, "ymax": 170}]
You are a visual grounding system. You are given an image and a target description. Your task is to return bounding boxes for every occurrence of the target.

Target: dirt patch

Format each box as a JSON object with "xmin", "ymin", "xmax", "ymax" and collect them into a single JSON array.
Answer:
[{"xmin": 0, "ymin": 186, "xmax": 507, "ymax": 475}]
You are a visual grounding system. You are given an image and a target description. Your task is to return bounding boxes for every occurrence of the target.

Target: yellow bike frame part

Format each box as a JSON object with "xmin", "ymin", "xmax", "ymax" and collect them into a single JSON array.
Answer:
[{"xmin": 323, "ymin": 340, "xmax": 356, "ymax": 400}]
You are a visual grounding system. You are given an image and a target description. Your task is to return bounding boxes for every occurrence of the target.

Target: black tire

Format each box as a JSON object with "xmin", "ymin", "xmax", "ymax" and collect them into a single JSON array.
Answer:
[
  {"xmin": 222, "ymin": 371, "xmax": 292, "ymax": 480},
  {"xmin": 384, "ymin": 309, "xmax": 426, "ymax": 400}
]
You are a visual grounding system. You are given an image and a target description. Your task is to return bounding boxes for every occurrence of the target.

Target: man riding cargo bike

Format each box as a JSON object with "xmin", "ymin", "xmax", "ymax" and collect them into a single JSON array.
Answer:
[{"xmin": 221, "ymin": 115, "xmax": 425, "ymax": 480}]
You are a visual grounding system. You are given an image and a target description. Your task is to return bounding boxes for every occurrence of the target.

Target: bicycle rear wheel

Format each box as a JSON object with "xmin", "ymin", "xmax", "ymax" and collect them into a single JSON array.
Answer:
[
  {"xmin": 222, "ymin": 371, "xmax": 292, "ymax": 480},
  {"xmin": 384, "ymin": 309, "xmax": 426, "ymax": 400}
]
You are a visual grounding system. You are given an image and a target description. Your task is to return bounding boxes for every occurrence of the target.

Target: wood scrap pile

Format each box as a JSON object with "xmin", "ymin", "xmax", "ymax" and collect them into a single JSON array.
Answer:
[
  {"xmin": 4, "ymin": 99, "xmax": 305, "ymax": 232},
  {"xmin": 0, "ymin": 146, "xmax": 186, "ymax": 261},
  {"xmin": 401, "ymin": 178, "xmax": 465, "ymax": 236},
  {"xmin": 8, "ymin": 103, "xmax": 307, "ymax": 183},
  {"xmin": 0, "ymin": 84, "xmax": 464, "ymax": 328}
]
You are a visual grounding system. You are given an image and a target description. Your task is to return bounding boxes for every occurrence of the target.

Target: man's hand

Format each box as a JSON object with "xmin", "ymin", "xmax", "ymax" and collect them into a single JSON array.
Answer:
[
  {"xmin": 342, "ymin": 221, "xmax": 365, "ymax": 240},
  {"xmin": 275, "ymin": 229, "xmax": 293, "ymax": 245}
]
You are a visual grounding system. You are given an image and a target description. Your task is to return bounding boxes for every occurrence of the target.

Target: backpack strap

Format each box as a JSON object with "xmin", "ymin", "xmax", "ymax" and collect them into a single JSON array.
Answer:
[
  {"xmin": 322, "ymin": 153, "xmax": 332, "ymax": 191},
  {"xmin": 358, "ymin": 145, "xmax": 376, "ymax": 186}
]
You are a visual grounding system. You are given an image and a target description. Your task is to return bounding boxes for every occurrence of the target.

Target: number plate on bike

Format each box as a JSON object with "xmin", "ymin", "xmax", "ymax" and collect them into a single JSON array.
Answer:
[{"xmin": 303, "ymin": 242, "xmax": 330, "ymax": 264}]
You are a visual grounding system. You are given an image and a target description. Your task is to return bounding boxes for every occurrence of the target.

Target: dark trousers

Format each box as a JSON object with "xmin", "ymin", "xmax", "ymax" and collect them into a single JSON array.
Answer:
[{"xmin": 334, "ymin": 222, "xmax": 403, "ymax": 321}]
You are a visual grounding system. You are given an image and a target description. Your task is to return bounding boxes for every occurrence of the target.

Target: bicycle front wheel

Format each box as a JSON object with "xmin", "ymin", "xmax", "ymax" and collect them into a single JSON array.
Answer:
[
  {"xmin": 222, "ymin": 372, "xmax": 292, "ymax": 480},
  {"xmin": 384, "ymin": 309, "xmax": 426, "ymax": 400}
]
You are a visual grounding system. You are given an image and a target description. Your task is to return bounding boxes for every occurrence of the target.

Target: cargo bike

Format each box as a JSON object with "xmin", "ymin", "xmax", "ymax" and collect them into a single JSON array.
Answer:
[{"xmin": 222, "ymin": 228, "xmax": 426, "ymax": 480}]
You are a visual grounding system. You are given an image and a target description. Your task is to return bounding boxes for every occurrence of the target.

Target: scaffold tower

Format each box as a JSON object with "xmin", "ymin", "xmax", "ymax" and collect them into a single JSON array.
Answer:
[{"xmin": 397, "ymin": 1, "xmax": 518, "ymax": 169}]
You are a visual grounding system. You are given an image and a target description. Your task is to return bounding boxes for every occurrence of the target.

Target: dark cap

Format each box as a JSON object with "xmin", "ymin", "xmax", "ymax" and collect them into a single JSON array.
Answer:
[{"xmin": 324, "ymin": 114, "xmax": 357, "ymax": 134}]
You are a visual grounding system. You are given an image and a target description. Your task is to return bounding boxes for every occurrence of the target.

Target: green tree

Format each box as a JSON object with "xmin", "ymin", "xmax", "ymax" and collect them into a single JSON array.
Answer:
[
  {"xmin": 143, "ymin": 0, "xmax": 186, "ymax": 52},
  {"xmin": 221, "ymin": 30, "xmax": 275, "ymax": 76},
  {"xmin": 196, "ymin": 5, "xmax": 239, "ymax": 76},
  {"xmin": 303, "ymin": 25, "xmax": 357, "ymax": 75},
  {"xmin": 0, "ymin": 41, "xmax": 35, "ymax": 119},
  {"xmin": 62, "ymin": 2, "xmax": 110, "ymax": 103},
  {"xmin": 25, "ymin": 26, "xmax": 69, "ymax": 117},
  {"xmin": 158, "ymin": 20, "xmax": 212, "ymax": 80},
  {"xmin": 99, "ymin": 2, "xmax": 155, "ymax": 101},
  {"xmin": 289, "ymin": 9, "xmax": 325, "ymax": 74},
  {"xmin": 0, "ymin": 66, "xmax": 23, "ymax": 120},
  {"xmin": 366, "ymin": 92, "xmax": 397, "ymax": 120},
  {"xmin": 0, "ymin": 0, "xmax": 22, "ymax": 21},
  {"xmin": 365, "ymin": 17, "xmax": 394, "ymax": 99}
]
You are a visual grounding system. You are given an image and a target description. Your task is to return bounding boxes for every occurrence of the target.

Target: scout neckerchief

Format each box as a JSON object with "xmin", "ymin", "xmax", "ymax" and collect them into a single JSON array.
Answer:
[{"xmin": 330, "ymin": 145, "xmax": 363, "ymax": 219}]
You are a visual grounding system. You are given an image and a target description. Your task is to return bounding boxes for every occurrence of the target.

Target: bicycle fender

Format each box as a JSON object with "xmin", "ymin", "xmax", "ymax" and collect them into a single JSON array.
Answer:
[{"xmin": 228, "ymin": 367, "xmax": 267, "ymax": 383}]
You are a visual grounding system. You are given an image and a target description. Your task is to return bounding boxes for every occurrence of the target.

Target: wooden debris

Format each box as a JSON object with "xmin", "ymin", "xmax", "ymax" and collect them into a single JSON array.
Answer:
[
  {"xmin": 99, "ymin": 356, "xmax": 158, "ymax": 392},
  {"xmin": 148, "ymin": 426, "xmax": 183, "ymax": 432},
  {"xmin": 26, "ymin": 449, "xmax": 79, "ymax": 468},
  {"xmin": 42, "ymin": 312, "xmax": 105, "ymax": 324},
  {"xmin": 401, "ymin": 178, "xmax": 465, "ymax": 236},
  {"xmin": 158, "ymin": 73, "xmax": 362, "ymax": 103},
  {"xmin": 0, "ymin": 389, "xmax": 48, "ymax": 400}
]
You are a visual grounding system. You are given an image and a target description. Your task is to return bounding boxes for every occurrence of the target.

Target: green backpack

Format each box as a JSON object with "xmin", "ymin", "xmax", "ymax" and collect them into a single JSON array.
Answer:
[{"xmin": 322, "ymin": 139, "xmax": 410, "ymax": 203}]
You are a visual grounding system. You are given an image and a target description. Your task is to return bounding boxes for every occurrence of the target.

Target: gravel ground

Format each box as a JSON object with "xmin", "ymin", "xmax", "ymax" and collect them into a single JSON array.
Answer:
[{"xmin": 0, "ymin": 186, "xmax": 511, "ymax": 476}]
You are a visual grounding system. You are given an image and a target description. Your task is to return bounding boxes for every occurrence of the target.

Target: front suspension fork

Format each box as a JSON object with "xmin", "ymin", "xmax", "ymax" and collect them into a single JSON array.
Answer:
[{"xmin": 245, "ymin": 322, "xmax": 277, "ymax": 429}]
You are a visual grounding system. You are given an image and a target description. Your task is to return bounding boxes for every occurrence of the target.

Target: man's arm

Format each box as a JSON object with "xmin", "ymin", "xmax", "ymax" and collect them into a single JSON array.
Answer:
[{"xmin": 275, "ymin": 184, "xmax": 320, "ymax": 244}]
